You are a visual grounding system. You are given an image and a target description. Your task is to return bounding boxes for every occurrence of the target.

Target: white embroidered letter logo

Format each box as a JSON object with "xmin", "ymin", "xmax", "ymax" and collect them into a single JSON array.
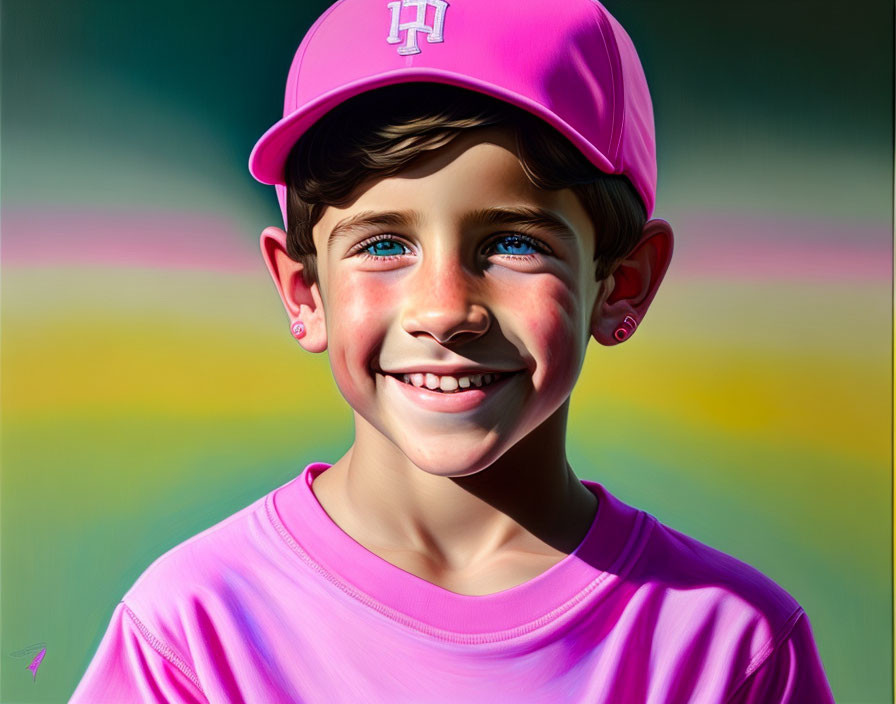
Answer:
[{"xmin": 387, "ymin": 0, "xmax": 448, "ymax": 56}]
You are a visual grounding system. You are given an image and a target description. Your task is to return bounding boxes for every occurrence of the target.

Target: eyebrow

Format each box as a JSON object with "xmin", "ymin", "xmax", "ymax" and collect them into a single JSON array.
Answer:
[
  {"xmin": 327, "ymin": 210, "xmax": 422, "ymax": 254},
  {"xmin": 326, "ymin": 206, "xmax": 580, "ymax": 253}
]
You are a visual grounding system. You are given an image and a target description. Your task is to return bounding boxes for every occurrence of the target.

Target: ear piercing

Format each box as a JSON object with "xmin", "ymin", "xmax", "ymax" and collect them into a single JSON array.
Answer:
[
  {"xmin": 613, "ymin": 315, "xmax": 638, "ymax": 342},
  {"xmin": 291, "ymin": 321, "xmax": 306, "ymax": 339}
]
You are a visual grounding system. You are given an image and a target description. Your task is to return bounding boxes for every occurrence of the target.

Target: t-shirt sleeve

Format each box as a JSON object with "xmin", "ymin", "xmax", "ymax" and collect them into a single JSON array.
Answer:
[
  {"xmin": 725, "ymin": 609, "xmax": 836, "ymax": 704},
  {"xmin": 70, "ymin": 602, "xmax": 208, "ymax": 704}
]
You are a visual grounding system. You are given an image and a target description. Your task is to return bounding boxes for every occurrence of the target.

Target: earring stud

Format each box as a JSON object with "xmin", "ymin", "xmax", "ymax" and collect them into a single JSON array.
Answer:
[
  {"xmin": 613, "ymin": 315, "xmax": 638, "ymax": 342},
  {"xmin": 291, "ymin": 321, "xmax": 306, "ymax": 339}
]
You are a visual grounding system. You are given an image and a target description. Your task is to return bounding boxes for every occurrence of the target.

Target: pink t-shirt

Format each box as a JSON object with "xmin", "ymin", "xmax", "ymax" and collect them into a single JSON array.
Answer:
[{"xmin": 70, "ymin": 462, "xmax": 835, "ymax": 703}]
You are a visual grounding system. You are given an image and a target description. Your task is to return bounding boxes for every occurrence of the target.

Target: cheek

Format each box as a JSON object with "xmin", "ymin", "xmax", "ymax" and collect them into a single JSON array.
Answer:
[
  {"xmin": 329, "ymin": 278, "xmax": 390, "ymax": 332},
  {"xmin": 511, "ymin": 278, "xmax": 580, "ymax": 337},
  {"xmin": 510, "ymin": 279, "xmax": 584, "ymax": 381},
  {"xmin": 327, "ymin": 277, "xmax": 395, "ymax": 380}
]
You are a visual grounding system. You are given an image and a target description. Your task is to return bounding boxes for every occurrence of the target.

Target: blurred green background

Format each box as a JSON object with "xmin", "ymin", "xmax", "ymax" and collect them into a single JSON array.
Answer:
[{"xmin": 2, "ymin": 1, "xmax": 892, "ymax": 702}]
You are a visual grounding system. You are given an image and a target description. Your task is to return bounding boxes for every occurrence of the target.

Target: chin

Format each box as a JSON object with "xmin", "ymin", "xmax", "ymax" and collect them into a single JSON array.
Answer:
[{"xmin": 401, "ymin": 442, "xmax": 505, "ymax": 478}]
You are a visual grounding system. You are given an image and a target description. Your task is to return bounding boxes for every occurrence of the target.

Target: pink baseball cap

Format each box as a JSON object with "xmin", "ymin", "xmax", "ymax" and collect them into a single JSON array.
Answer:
[{"xmin": 249, "ymin": 0, "xmax": 657, "ymax": 224}]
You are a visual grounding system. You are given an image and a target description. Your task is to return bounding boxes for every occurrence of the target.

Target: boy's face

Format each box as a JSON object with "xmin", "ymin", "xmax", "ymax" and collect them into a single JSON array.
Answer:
[{"xmin": 306, "ymin": 126, "xmax": 612, "ymax": 476}]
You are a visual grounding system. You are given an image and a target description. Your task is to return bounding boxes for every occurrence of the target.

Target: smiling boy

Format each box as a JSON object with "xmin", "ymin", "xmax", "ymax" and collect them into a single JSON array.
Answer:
[
  {"xmin": 260, "ymin": 121, "xmax": 668, "ymax": 595},
  {"xmin": 70, "ymin": 1, "xmax": 836, "ymax": 702}
]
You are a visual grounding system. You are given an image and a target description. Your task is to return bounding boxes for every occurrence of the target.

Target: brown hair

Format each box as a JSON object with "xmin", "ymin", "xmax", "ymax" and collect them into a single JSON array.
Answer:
[{"xmin": 285, "ymin": 83, "xmax": 645, "ymax": 286}]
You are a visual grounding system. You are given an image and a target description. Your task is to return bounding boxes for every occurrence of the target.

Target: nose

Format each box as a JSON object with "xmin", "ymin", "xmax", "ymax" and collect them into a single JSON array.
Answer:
[{"xmin": 400, "ymin": 253, "xmax": 491, "ymax": 345}]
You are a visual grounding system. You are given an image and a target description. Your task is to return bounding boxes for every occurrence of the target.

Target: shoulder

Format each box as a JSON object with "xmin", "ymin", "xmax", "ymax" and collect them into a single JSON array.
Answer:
[
  {"xmin": 119, "ymin": 492, "xmax": 285, "ymax": 651},
  {"xmin": 635, "ymin": 515, "xmax": 801, "ymax": 620},
  {"xmin": 72, "ymin": 494, "xmax": 282, "ymax": 703},
  {"xmin": 624, "ymin": 512, "xmax": 813, "ymax": 695},
  {"xmin": 129, "ymin": 493, "xmax": 269, "ymax": 587},
  {"xmin": 592, "ymin": 484, "xmax": 802, "ymax": 629}
]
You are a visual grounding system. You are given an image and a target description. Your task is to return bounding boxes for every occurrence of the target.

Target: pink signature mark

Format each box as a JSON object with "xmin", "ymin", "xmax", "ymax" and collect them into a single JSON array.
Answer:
[
  {"xmin": 27, "ymin": 647, "xmax": 47, "ymax": 681},
  {"xmin": 10, "ymin": 643, "xmax": 47, "ymax": 682}
]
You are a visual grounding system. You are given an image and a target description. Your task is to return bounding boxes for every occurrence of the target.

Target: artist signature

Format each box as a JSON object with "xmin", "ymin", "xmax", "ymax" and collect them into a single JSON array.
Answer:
[{"xmin": 9, "ymin": 642, "xmax": 47, "ymax": 682}]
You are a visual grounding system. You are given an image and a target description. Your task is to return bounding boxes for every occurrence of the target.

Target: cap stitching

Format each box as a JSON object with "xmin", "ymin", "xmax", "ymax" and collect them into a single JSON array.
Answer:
[{"xmin": 589, "ymin": 1, "xmax": 624, "ymax": 168}]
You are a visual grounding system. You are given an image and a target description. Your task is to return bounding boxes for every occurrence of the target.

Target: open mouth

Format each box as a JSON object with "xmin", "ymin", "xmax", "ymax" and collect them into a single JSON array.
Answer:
[{"xmin": 381, "ymin": 370, "xmax": 520, "ymax": 394}]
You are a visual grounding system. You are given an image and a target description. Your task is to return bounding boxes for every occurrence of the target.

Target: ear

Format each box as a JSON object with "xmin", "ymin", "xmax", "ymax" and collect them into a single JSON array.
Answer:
[
  {"xmin": 591, "ymin": 219, "xmax": 674, "ymax": 346},
  {"xmin": 259, "ymin": 226, "xmax": 328, "ymax": 353}
]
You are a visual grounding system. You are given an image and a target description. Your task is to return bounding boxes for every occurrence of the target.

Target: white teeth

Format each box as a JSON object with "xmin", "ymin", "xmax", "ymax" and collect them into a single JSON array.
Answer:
[
  {"xmin": 439, "ymin": 376, "xmax": 459, "ymax": 392},
  {"xmin": 396, "ymin": 371, "xmax": 507, "ymax": 391}
]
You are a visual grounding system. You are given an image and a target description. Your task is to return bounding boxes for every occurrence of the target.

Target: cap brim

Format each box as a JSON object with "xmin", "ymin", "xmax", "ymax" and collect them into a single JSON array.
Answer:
[{"xmin": 248, "ymin": 69, "xmax": 616, "ymax": 186}]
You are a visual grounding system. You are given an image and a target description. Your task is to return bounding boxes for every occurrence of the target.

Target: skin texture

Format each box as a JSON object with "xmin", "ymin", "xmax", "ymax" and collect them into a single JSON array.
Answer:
[{"xmin": 261, "ymin": 126, "xmax": 673, "ymax": 595}]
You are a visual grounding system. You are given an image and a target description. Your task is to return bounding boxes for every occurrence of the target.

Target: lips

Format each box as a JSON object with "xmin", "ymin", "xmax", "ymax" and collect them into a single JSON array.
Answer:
[{"xmin": 380, "ymin": 368, "xmax": 520, "ymax": 413}]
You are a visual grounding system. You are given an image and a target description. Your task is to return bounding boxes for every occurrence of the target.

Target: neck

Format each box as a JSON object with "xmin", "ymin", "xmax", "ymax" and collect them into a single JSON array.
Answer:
[{"xmin": 316, "ymin": 402, "xmax": 598, "ymax": 573}]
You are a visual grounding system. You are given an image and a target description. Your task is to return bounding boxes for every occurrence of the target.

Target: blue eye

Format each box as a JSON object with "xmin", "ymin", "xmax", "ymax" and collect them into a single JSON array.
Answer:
[
  {"xmin": 490, "ymin": 234, "xmax": 544, "ymax": 256},
  {"xmin": 360, "ymin": 238, "xmax": 409, "ymax": 258}
]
